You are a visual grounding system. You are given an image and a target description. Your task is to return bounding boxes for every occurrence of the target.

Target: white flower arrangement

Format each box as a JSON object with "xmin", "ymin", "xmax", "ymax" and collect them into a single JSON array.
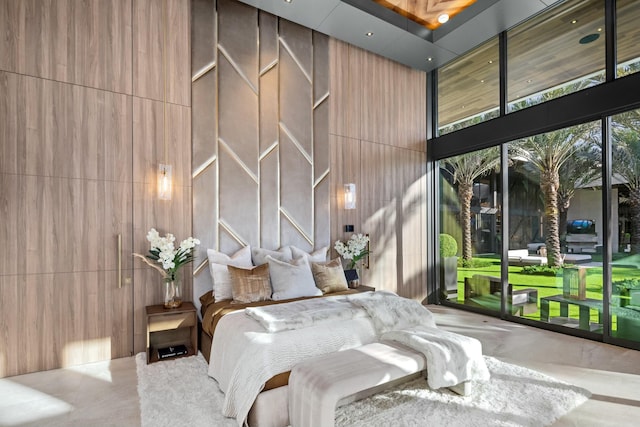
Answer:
[
  {"xmin": 334, "ymin": 233, "xmax": 370, "ymax": 270},
  {"xmin": 133, "ymin": 228, "xmax": 200, "ymax": 281}
]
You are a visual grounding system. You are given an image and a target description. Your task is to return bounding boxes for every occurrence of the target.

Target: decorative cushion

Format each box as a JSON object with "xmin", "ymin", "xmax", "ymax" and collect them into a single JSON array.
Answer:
[
  {"xmin": 228, "ymin": 264, "xmax": 272, "ymax": 304},
  {"xmin": 266, "ymin": 256, "xmax": 322, "ymax": 300},
  {"xmin": 207, "ymin": 246, "xmax": 253, "ymax": 302},
  {"xmin": 311, "ymin": 257, "xmax": 349, "ymax": 294},
  {"xmin": 252, "ymin": 246, "xmax": 293, "ymax": 266},
  {"xmin": 291, "ymin": 245, "xmax": 329, "ymax": 263}
]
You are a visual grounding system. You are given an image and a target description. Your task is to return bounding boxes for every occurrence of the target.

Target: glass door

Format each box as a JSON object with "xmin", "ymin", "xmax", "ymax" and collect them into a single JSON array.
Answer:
[{"xmin": 439, "ymin": 147, "xmax": 502, "ymax": 313}]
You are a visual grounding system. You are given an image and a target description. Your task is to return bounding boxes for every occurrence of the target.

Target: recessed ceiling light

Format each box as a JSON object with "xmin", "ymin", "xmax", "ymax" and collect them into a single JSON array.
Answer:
[
  {"xmin": 365, "ymin": 31, "xmax": 373, "ymax": 37},
  {"xmin": 480, "ymin": 79, "xmax": 485, "ymax": 83},
  {"xmin": 284, "ymin": 0, "xmax": 292, "ymax": 3},
  {"xmin": 571, "ymin": 19, "xmax": 578, "ymax": 24},
  {"xmin": 488, "ymin": 60, "xmax": 493, "ymax": 64},
  {"xmin": 461, "ymin": 105, "xmax": 466, "ymax": 109},
  {"xmin": 427, "ymin": 57, "xmax": 433, "ymax": 61},
  {"xmin": 438, "ymin": 14, "xmax": 449, "ymax": 24},
  {"xmin": 527, "ymin": 79, "xmax": 533, "ymax": 83},
  {"xmin": 597, "ymin": 27, "xmax": 602, "ymax": 32}
]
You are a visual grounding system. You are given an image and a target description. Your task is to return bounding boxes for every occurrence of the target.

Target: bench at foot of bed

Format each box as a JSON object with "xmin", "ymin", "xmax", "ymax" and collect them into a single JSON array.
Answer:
[{"xmin": 287, "ymin": 341, "xmax": 472, "ymax": 427}]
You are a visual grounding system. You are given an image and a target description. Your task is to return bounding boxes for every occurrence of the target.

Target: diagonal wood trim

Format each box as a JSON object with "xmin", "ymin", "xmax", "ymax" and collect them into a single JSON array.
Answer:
[
  {"xmin": 218, "ymin": 219, "xmax": 249, "ymax": 246},
  {"xmin": 218, "ymin": 138, "xmax": 259, "ymax": 184},
  {"xmin": 192, "ymin": 61, "xmax": 216, "ymax": 82},
  {"xmin": 192, "ymin": 154, "xmax": 217, "ymax": 179},
  {"xmin": 193, "ymin": 259, "xmax": 209, "ymax": 277},
  {"xmin": 260, "ymin": 58, "xmax": 278, "ymax": 77},
  {"xmin": 280, "ymin": 207, "xmax": 313, "ymax": 245},
  {"xmin": 259, "ymin": 141, "xmax": 279, "ymax": 161},
  {"xmin": 279, "ymin": 37, "xmax": 312, "ymax": 83},
  {"xmin": 313, "ymin": 92, "xmax": 329, "ymax": 110},
  {"xmin": 218, "ymin": 44, "xmax": 258, "ymax": 94},
  {"xmin": 279, "ymin": 122, "xmax": 312, "ymax": 164},
  {"xmin": 313, "ymin": 168, "xmax": 329, "ymax": 188}
]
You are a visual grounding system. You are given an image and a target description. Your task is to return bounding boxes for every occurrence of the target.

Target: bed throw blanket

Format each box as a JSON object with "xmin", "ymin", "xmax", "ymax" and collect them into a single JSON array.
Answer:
[
  {"xmin": 346, "ymin": 291, "xmax": 437, "ymax": 333},
  {"xmin": 382, "ymin": 326, "xmax": 490, "ymax": 389},
  {"xmin": 245, "ymin": 295, "xmax": 366, "ymax": 332}
]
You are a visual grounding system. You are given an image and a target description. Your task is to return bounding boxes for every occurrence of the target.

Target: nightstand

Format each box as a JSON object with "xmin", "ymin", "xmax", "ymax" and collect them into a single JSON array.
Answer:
[{"xmin": 146, "ymin": 301, "xmax": 197, "ymax": 364}]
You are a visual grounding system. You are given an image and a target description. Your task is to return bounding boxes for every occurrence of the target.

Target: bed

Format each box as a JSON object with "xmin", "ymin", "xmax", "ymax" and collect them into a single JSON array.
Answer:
[
  {"xmin": 198, "ymin": 245, "xmax": 489, "ymax": 426},
  {"xmin": 201, "ymin": 290, "xmax": 489, "ymax": 427}
]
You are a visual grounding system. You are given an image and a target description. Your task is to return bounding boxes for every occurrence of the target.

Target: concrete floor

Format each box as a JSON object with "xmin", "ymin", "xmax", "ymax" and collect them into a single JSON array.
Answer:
[{"xmin": 1, "ymin": 305, "xmax": 639, "ymax": 426}]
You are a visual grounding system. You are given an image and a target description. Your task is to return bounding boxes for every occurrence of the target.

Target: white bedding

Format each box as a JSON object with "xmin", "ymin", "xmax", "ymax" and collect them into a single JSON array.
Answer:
[
  {"xmin": 210, "ymin": 292, "xmax": 483, "ymax": 427},
  {"xmin": 245, "ymin": 294, "xmax": 367, "ymax": 332},
  {"xmin": 209, "ymin": 304, "xmax": 378, "ymax": 426}
]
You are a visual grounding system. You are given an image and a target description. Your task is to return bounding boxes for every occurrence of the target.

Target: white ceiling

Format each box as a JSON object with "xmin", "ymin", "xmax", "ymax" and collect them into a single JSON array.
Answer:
[{"xmin": 236, "ymin": 0, "xmax": 562, "ymax": 71}]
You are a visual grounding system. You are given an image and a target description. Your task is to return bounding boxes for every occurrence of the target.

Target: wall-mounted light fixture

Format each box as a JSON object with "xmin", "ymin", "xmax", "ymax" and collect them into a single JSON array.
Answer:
[
  {"xmin": 158, "ymin": 164, "xmax": 172, "ymax": 200},
  {"xmin": 158, "ymin": 0, "xmax": 172, "ymax": 201},
  {"xmin": 344, "ymin": 183, "xmax": 356, "ymax": 209}
]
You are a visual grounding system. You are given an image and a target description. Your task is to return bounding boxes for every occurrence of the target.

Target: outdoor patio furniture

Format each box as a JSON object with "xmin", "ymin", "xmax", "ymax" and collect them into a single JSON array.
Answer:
[
  {"xmin": 464, "ymin": 275, "xmax": 538, "ymax": 315},
  {"xmin": 508, "ymin": 249, "xmax": 547, "ymax": 266}
]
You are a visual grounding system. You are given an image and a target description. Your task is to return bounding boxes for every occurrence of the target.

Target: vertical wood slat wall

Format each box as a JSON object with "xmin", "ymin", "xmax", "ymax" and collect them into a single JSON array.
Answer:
[
  {"xmin": 329, "ymin": 39, "xmax": 428, "ymax": 301},
  {"xmin": 0, "ymin": 0, "xmax": 191, "ymax": 378}
]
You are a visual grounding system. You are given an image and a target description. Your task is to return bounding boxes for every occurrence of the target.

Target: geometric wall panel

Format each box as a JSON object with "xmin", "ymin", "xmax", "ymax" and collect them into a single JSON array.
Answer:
[{"xmin": 192, "ymin": 0, "xmax": 330, "ymax": 305}]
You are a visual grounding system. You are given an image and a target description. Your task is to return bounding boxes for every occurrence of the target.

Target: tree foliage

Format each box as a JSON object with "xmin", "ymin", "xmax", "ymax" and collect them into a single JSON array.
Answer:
[{"xmin": 443, "ymin": 147, "xmax": 500, "ymax": 262}]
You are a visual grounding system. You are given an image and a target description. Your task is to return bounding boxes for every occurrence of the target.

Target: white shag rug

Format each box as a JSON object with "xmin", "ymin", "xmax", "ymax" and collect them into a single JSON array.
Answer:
[{"xmin": 136, "ymin": 353, "xmax": 590, "ymax": 427}]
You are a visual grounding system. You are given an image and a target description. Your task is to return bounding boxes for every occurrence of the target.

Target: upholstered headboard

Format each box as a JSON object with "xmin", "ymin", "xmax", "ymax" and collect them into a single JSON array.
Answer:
[{"xmin": 191, "ymin": 1, "xmax": 330, "ymax": 311}]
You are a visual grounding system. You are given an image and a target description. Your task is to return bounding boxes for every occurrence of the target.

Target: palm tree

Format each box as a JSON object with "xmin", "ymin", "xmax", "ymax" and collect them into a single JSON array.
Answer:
[
  {"xmin": 557, "ymin": 142, "xmax": 601, "ymax": 243},
  {"xmin": 443, "ymin": 147, "xmax": 500, "ymax": 263},
  {"xmin": 510, "ymin": 125, "xmax": 592, "ymax": 266},
  {"xmin": 612, "ymin": 118, "xmax": 640, "ymax": 253}
]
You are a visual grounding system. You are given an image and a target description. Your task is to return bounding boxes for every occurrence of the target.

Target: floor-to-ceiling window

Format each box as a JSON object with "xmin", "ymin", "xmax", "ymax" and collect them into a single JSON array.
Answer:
[
  {"xmin": 430, "ymin": 0, "xmax": 640, "ymax": 349},
  {"xmin": 439, "ymin": 147, "xmax": 501, "ymax": 311},
  {"xmin": 507, "ymin": 122, "xmax": 603, "ymax": 334},
  {"xmin": 610, "ymin": 108, "xmax": 640, "ymax": 342}
]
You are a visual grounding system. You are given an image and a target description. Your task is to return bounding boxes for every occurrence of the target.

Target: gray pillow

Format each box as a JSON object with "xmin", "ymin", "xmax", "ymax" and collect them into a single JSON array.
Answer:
[
  {"xmin": 252, "ymin": 246, "xmax": 292, "ymax": 266},
  {"xmin": 266, "ymin": 255, "xmax": 322, "ymax": 300}
]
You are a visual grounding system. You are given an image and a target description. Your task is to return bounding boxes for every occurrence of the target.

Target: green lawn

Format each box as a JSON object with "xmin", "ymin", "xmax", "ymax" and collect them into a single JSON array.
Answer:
[{"xmin": 449, "ymin": 255, "xmax": 640, "ymax": 337}]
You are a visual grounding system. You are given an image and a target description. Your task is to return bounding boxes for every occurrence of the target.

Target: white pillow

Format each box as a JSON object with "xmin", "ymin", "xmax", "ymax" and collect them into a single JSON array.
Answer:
[
  {"xmin": 252, "ymin": 246, "xmax": 292, "ymax": 266},
  {"xmin": 290, "ymin": 245, "xmax": 328, "ymax": 263},
  {"xmin": 207, "ymin": 246, "xmax": 252, "ymax": 302},
  {"xmin": 266, "ymin": 255, "xmax": 322, "ymax": 300}
]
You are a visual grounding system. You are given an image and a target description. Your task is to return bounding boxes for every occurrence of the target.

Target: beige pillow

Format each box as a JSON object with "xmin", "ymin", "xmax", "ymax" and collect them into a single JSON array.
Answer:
[
  {"xmin": 311, "ymin": 258, "xmax": 349, "ymax": 294},
  {"xmin": 228, "ymin": 264, "xmax": 272, "ymax": 304}
]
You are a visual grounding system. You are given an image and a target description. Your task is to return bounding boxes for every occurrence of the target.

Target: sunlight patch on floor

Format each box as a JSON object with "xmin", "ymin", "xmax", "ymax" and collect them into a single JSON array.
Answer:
[{"xmin": 0, "ymin": 381, "xmax": 73, "ymax": 426}]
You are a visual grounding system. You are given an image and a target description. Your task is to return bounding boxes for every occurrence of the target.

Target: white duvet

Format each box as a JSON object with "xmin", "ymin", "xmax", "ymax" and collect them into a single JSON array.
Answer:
[
  {"xmin": 209, "ymin": 301, "xmax": 378, "ymax": 426},
  {"xmin": 209, "ymin": 292, "xmax": 488, "ymax": 427}
]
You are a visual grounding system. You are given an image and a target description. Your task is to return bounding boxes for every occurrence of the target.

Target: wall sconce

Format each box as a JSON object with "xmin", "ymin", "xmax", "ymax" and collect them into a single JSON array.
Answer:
[
  {"xmin": 158, "ymin": 164, "xmax": 172, "ymax": 200},
  {"xmin": 344, "ymin": 183, "xmax": 356, "ymax": 209}
]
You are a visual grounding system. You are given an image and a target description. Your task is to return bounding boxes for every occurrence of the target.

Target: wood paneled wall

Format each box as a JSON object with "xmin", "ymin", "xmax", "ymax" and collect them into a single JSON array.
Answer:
[
  {"xmin": 0, "ymin": 0, "xmax": 191, "ymax": 377},
  {"xmin": 329, "ymin": 39, "xmax": 428, "ymax": 301}
]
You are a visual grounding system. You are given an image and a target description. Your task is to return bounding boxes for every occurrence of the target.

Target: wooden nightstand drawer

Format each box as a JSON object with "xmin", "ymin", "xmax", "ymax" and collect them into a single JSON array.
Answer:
[{"xmin": 148, "ymin": 312, "xmax": 195, "ymax": 332}]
